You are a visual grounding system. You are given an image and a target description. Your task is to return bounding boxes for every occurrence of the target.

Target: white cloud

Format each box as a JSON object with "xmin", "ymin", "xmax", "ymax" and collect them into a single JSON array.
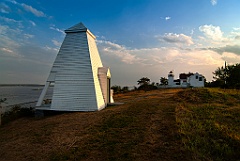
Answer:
[
  {"xmin": 29, "ymin": 20, "xmax": 36, "ymax": 26},
  {"xmin": 0, "ymin": 44, "xmax": 57, "ymax": 84},
  {"xmin": 184, "ymin": 49, "xmax": 222, "ymax": 66},
  {"xmin": 199, "ymin": 24, "xmax": 223, "ymax": 41},
  {"xmin": 233, "ymin": 27, "xmax": 240, "ymax": 31},
  {"xmin": 190, "ymin": 29, "xmax": 194, "ymax": 35},
  {"xmin": 97, "ymin": 40, "xmax": 123, "ymax": 50},
  {"xmin": 198, "ymin": 26, "xmax": 240, "ymax": 46},
  {"xmin": 98, "ymin": 40, "xmax": 223, "ymax": 68},
  {"xmin": 210, "ymin": 45, "xmax": 240, "ymax": 56},
  {"xmin": 0, "ymin": 25, "xmax": 21, "ymax": 47},
  {"xmin": 0, "ymin": 24, "xmax": 37, "ymax": 59},
  {"xmin": 0, "ymin": 16, "xmax": 20, "ymax": 23},
  {"xmin": 211, "ymin": 0, "xmax": 217, "ymax": 6},
  {"xmin": 235, "ymin": 36, "xmax": 240, "ymax": 40},
  {"xmin": 157, "ymin": 33, "xmax": 194, "ymax": 46},
  {"xmin": 49, "ymin": 26, "xmax": 65, "ymax": 35},
  {"xmin": 160, "ymin": 16, "xmax": 171, "ymax": 21},
  {"xmin": 222, "ymin": 52, "xmax": 240, "ymax": 64},
  {"xmin": 7, "ymin": 0, "xmax": 47, "ymax": 17},
  {"xmin": 7, "ymin": 0, "xmax": 17, "ymax": 5},
  {"xmin": 21, "ymin": 3, "xmax": 46, "ymax": 17},
  {"xmin": 24, "ymin": 33, "xmax": 34, "ymax": 39},
  {"xmin": 0, "ymin": 3, "xmax": 11, "ymax": 13},
  {"xmin": 0, "ymin": 25, "xmax": 22, "ymax": 58},
  {"xmin": 52, "ymin": 39, "xmax": 61, "ymax": 47},
  {"xmin": 98, "ymin": 40, "xmax": 143, "ymax": 64},
  {"xmin": 0, "ymin": 47, "xmax": 21, "ymax": 57},
  {"xmin": 165, "ymin": 16, "xmax": 171, "ymax": 20},
  {"xmin": 44, "ymin": 46, "xmax": 59, "ymax": 52},
  {"xmin": 229, "ymin": 28, "xmax": 240, "ymax": 41},
  {"xmin": 96, "ymin": 40, "xmax": 228, "ymax": 83},
  {"xmin": 1, "ymin": 47, "xmax": 13, "ymax": 53}
]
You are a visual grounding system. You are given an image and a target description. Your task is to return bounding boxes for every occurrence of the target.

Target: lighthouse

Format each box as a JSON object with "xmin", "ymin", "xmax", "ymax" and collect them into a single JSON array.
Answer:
[
  {"xmin": 168, "ymin": 71, "xmax": 174, "ymax": 86},
  {"xmin": 36, "ymin": 22, "xmax": 113, "ymax": 111}
]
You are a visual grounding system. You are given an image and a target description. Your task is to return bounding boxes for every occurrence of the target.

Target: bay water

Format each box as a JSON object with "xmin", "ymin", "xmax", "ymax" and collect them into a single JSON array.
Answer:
[{"xmin": 0, "ymin": 86, "xmax": 53, "ymax": 112}]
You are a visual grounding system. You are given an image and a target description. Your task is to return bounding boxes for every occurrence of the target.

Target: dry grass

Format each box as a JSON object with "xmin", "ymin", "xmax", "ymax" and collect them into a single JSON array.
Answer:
[
  {"xmin": 0, "ymin": 88, "xmax": 239, "ymax": 161},
  {"xmin": 176, "ymin": 88, "xmax": 240, "ymax": 161}
]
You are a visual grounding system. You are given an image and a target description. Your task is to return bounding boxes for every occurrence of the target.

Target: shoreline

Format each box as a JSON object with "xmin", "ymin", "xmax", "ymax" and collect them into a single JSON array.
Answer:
[
  {"xmin": 0, "ymin": 84, "xmax": 44, "ymax": 87},
  {"xmin": 1, "ymin": 101, "xmax": 37, "ymax": 113}
]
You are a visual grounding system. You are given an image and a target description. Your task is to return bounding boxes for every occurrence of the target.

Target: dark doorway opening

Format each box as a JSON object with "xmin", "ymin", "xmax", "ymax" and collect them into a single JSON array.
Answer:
[{"xmin": 107, "ymin": 78, "xmax": 111, "ymax": 103}]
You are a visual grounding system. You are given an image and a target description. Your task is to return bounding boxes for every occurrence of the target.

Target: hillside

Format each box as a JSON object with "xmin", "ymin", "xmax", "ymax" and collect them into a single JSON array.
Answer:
[{"xmin": 0, "ymin": 88, "xmax": 240, "ymax": 161}]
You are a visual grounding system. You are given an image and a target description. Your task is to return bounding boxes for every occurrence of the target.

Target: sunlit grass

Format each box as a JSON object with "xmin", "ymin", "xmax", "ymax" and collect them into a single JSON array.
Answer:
[
  {"xmin": 48, "ymin": 89, "xmax": 186, "ymax": 161},
  {"xmin": 176, "ymin": 88, "xmax": 240, "ymax": 160},
  {"xmin": 1, "ymin": 88, "xmax": 239, "ymax": 161}
]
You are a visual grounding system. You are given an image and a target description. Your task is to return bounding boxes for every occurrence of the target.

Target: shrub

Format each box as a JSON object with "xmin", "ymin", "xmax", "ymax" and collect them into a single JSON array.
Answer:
[
  {"xmin": 138, "ymin": 84, "xmax": 157, "ymax": 91},
  {"xmin": 1, "ymin": 106, "xmax": 34, "ymax": 125}
]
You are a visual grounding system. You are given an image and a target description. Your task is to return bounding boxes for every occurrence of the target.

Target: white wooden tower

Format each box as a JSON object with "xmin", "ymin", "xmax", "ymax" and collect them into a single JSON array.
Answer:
[{"xmin": 36, "ymin": 22, "xmax": 113, "ymax": 111}]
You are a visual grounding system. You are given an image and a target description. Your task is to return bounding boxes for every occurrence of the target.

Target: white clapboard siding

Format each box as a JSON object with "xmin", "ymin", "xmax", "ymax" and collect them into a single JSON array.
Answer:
[
  {"xmin": 36, "ymin": 22, "xmax": 109, "ymax": 111},
  {"xmin": 98, "ymin": 67, "xmax": 111, "ymax": 104},
  {"xmin": 86, "ymin": 31, "xmax": 105, "ymax": 110}
]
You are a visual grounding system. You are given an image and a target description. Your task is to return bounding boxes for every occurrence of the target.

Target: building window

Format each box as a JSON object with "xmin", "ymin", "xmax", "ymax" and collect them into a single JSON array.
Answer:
[
  {"xmin": 196, "ymin": 75, "xmax": 198, "ymax": 79},
  {"xmin": 199, "ymin": 77, "xmax": 202, "ymax": 81}
]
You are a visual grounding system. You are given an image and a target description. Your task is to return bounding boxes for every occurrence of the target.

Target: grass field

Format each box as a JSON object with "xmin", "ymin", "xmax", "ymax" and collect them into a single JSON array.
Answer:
[
  {"xmin": 175, "ymin": 88, "xmax": 240, "ymax": 161},
  {"xmin": 0, "ymin": 88, "xmax": 239, "ymax": 161}
]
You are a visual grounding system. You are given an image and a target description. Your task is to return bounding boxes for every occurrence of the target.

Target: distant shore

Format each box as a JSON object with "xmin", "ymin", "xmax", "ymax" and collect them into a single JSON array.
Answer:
[
  {"xmin": 0, "ymin": 84, "xmax": 45, "ymax": 87},
  {"xmin": 0, "ymin": 85, "xmax": 53, "ymax": 112}
]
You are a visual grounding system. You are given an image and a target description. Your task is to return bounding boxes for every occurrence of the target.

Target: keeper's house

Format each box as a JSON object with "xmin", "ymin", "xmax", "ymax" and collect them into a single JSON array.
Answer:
[
  {"xmin": 167, "ymin": 71, "xmax": 204, "ymax": 88},
  {"xmin": 36, "ymin": 22, "xmax": 114, "ymax": 111}
]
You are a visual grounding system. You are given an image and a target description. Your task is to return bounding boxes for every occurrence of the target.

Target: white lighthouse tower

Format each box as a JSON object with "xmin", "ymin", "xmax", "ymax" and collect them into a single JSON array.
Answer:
[
  {"xmin": 36, "ymin": 22, "xmax": 113, "ymax": 111},
  {"xmin": 168, "ymin": 71, "xmax": 174, "ymax": 86}
]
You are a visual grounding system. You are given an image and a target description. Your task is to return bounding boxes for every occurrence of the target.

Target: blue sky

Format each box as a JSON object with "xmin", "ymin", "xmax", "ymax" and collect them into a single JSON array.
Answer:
[{"xmin": 1, "ymin": 0, "xmax": 240, "ymax": 86}]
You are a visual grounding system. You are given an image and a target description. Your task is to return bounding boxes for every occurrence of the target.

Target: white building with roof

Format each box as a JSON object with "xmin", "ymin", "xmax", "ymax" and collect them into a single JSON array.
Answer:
[
  {"xmin": 167, "ymin": 71, "xmax": 204, "ymax": 88},
  {"xmin": 36, "ymin": 22, "xmax": 114, "ymax": 111}
]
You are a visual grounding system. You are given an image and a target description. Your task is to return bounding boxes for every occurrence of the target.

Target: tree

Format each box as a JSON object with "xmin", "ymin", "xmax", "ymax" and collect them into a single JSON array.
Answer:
[
  {"xmin": 111, "ymin": 85, "xmax": 122, "ymax": 93},
  {"xmin": 151, "ymin": 82, "xmax": 156, "ymax": 86},
  {"xmin": 160, "ymin": 77, "xmax": 168, "ymax": 86},
  {"xmin": 111, "ymin": 85, "xmax": 130, "ymax": 93},
  {"xmin": 212, "ymin": 66, "xmax": 226, "ymax": 87},
  {"xmin": 137, "ymin": 77, "xmax": 150, "ymax": 86},
  {"xmin": 133, "ymin": 86, "xmax": 138, "ymax": 90},
  {"xmin": 227, "ymin": 63, "xmax": 240, "ymax": 88},
  {"xmin": 137, "ymin": 77, "xmax": 157, "ymax": 91},
  {"xmin": 122, "ymin": 86, "xmax": 129, "ymax": 93},
  {"xmin": 212, "ymin": 63, "xmax": 240, "ymax": 88}
]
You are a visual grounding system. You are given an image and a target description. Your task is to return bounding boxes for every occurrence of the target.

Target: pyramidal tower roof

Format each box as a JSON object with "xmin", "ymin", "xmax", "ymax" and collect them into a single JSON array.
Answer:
[{"xmin": 65, "ymin": 22, "xmax": 88, "ymax": 33}]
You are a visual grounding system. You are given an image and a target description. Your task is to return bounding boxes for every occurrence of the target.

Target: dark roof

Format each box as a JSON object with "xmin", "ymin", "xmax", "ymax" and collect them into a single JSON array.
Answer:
[
  {"xmin": 179, "ymin": 73, "xmax": 193, "ymax": 79},
  {"xmin": 65, "ymin": 22, "xmax": 87, "ymax": 33}
]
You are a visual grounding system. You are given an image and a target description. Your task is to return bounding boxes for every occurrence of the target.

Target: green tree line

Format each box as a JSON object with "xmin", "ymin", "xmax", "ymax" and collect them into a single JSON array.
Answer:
[{"xmin": 209, "ymin": 63, "xmax": 240, "ymax": 88}]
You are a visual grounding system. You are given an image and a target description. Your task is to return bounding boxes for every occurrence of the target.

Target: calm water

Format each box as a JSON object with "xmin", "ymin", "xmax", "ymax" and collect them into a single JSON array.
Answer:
[{"xmin": 0, "ymin": 86, "xmax": 53, "ymax": 112}]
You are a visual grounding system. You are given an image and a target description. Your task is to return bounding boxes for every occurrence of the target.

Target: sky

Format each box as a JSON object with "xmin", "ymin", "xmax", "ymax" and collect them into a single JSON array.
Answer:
[{"xmin": 1, "ymin": 0, "xmax": 240, "ymax": 86}]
